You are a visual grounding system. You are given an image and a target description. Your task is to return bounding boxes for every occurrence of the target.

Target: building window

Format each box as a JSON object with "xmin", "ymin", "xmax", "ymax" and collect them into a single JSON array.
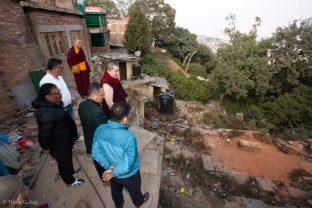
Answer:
[{"xmin": 43, "ymin": 32, "xmax": 65, "ymax": 57}]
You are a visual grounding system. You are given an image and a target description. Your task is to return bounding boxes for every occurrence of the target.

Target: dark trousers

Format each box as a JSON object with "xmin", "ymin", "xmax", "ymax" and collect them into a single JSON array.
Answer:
[
  {"xmin": 50, "ymin": 149, "xmax": 75, "ymax": 185},
  {"xmin": 93, "ymin": 160, "xmax": 106, "ymax": 180},
  {"xmin": 110, "ymin": 170, "xmax": 144, "ymax": 208}
]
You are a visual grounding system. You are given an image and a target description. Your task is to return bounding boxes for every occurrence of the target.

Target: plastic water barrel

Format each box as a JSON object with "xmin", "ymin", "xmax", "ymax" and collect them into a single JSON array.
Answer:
[{"xmin": 159, "ymin": 92, "xmax": 174, "ymax": 114}]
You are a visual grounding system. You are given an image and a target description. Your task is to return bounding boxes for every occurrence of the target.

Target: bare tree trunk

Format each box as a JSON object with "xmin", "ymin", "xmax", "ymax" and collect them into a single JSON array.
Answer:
[
  {"xmin": 219, "ymin": 92, "xmax": 227, "ymax": 104},
  {"xmin": 185, "ymin": 49, "xmax": 198, "ymax": 73},
  {"xmin": 182, "ymin": 52, "xmax": 191, "ymax": 66}
]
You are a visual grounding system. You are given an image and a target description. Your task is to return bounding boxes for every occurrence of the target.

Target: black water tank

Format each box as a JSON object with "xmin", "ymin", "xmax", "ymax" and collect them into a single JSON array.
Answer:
[
  {"xmin": 132, "ymin": 63, "xmax": 141, "ymax": 78},
  {"xmin": 159, "ymin": 92, "xmax": 174, "ymax": 114}
]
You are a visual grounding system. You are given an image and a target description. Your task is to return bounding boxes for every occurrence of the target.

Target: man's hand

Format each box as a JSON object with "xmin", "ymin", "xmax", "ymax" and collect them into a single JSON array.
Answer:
[{"xmin": 102, "ymin": 169, "xmax": 114, "ymax": 182}]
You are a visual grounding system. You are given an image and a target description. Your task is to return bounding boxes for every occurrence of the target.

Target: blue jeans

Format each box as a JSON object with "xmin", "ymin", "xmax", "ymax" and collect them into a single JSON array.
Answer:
[{"xmin": 65, "ymin": 104, "xmax": 75, "ymax": 119}]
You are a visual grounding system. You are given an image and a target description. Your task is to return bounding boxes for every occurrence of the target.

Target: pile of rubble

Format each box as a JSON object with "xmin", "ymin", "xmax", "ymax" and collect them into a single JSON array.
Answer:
[{"xmin": 0, "ymin": 107, "xmax": 43, "ymax": 190}]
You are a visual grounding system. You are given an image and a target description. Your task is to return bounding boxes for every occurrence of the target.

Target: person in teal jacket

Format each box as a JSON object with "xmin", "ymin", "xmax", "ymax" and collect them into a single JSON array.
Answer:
[{"xmin": 92, "ymin": 101, "xmax": 149, "ymax": 208}]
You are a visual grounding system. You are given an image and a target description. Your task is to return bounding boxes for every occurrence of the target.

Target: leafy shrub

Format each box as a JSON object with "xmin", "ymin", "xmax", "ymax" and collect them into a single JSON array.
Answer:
[
  {"xmin": 141, "ymin": 55, "xmax": 212, "ymax": 102},
  {"xmin": 140, "ymin": 55, "xmax": 162, "ymax": 76},
  {"xmin": 188, "ymin": 63, "xmax": 209, "ymax": 78},
  {"xmin": 168, "ymin": 73, "xmax": 211, "ymax": 102},
  {"xmin": 261, "ymin": 85, "xmax": 312, "ymax": 133},
  {"xmin": 243, "ymin": 105, "xmax": 273, "ymax": 130},
  {"xmin": 223, "ymin": 97, "xmax": 258, "ymax": 113}
]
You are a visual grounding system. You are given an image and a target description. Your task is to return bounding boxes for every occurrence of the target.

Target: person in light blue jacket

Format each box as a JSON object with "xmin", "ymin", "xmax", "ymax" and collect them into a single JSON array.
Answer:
[{"xmin": 92, "ymin": 101, "xmax": 149, "ymax": 208}]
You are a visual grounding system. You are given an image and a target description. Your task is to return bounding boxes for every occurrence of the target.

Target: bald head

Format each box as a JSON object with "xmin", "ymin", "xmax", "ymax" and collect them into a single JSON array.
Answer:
[{"xmin": 74, "ymin": 39, "xmax": 82, "ymax": 48}]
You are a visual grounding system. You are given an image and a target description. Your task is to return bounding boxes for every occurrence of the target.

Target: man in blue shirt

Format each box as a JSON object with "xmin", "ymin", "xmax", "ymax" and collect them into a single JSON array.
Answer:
[{"xmin": 92, "ymin": 101, "xmax": 149, "ymax": 208}]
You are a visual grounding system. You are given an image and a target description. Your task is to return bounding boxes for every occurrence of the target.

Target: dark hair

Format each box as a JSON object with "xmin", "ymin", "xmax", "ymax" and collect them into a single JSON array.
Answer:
[
  {"xmin": 47, "ymin": 58, "xmax": 62, "ymax": 70},
  {"xmin": 39, "ymin": 83, "xmax": 57, "ymax": 100},
  {"xmin": 88, "ymin": 82, "xmax": 101, "ymax": 96},
  {"xmin": 110, "ymin": 101, "xmax": 131, "ymax": 122}
]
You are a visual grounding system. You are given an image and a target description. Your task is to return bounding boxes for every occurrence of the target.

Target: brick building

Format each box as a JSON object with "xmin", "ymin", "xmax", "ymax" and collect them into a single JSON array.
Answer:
[
  {"xmin": 107, "ymin": 17, "xmax": 128, "ymax": 47},
  {"xmin": 0, "ymin": 0, "xmax": 91, "ymax": 121}
]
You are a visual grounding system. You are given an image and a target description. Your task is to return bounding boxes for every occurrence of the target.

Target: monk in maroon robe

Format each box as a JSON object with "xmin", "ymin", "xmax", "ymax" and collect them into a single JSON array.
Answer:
[
  {"xmin": 100, "ymin": 62, "xmax": 127, "ymax": 118},
  {"xmin": 67, "ymin": 39, "xmax": 90, "ymax": 97}
]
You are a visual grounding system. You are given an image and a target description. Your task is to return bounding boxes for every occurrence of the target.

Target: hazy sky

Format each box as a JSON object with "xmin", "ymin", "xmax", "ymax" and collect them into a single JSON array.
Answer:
[{"xmin": 165, "ymin": 0, "xmax": 312, "ymax": 38}]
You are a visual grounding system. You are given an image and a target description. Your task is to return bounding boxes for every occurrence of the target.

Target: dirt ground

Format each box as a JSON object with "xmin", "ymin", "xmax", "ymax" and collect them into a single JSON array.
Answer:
[
  {"xmin": 152, "ymin": 99, "xmax": 312, "ymax": 207},
  {"xmin": 205, "ymin": 133, "xmax": 312, "ymax": 183}
]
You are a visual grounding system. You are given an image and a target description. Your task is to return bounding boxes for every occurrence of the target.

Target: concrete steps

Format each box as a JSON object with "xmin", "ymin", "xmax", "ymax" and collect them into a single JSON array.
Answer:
[{"xmin": 28, "ymin": 126, "xmax": 164, "ymax": 208}]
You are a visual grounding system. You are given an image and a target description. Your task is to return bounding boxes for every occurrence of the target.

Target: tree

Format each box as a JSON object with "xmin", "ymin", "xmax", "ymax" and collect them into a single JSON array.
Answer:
[
  {"xmin": 262, "ymin": 85, "xmax": 312, "ymax": 135},
  {"xmin": 114, "ymin": 0, "xmax": 135, "ymax": 16},
  {"xmin": 210, "ymin": 15, "xmax": 272, "ymax": 102},
  {"xmin": 86, "ymin": 0, "xmax": 121, "ymax": 18},
  {"xmin": 192, "ymin": 44, "xmax": 215, "ymax": 71},
  {"xmin": 136, "ymin": 0, "xmax": 176, "ymax": 46},
  {"xmin": 167, "ymin": 27, "xmax": 199, "ymax": 62},
  {"xmin": 123, "ymin": 3, "xmax": 152, "ymax": 55},
  {"xmin": 269, "ymin": 18, "xmax": 312, "ymax": 97}
]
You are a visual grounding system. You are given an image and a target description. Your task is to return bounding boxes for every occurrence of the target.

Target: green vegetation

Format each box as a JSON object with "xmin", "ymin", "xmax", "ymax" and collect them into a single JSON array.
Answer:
[
  {"xmin": 140, "ymin": 55, "xmax": 164, "ymax": 76},
  {"xmin": 122, "ymin": 0, "xmax": 311, "ymax": 139},
  {"xmin": 262, "ymin": 85, "xmax": 312, "ymax": 137},
  {"xmin": 209, "ymin": 15, "xmax": 272, "ymax": 102},
  {"xmin": 188, "ymin": 63, "xmax": 209, "ymax": 78},
  {"xmin": 135, "ymin": 0, "xmax": 176, "ymax": 47},
  {"xmin": 124, "ymin": 3, "xmax": 152, "ymax": 55},
  {"xmin": 223, "ymin": 97, "xmax": 259, "ymax": 113},
  {"xmin": 169, "ymin": 73, "xmax": 211, "ymax": 102},
  {"xmin": 141, "ymin": 54, "xmax": 212, "ymax": 102}
]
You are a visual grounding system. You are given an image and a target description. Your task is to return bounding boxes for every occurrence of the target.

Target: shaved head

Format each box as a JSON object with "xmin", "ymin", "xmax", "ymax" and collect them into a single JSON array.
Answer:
[{"xmin": 74, "ymin": 39, "xmax": 82, "ymax": 48}]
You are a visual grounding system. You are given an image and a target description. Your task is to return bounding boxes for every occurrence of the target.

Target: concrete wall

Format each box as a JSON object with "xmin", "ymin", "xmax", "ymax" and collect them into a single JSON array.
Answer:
[{"xmin": 130, "ymin": 84, "xmax": 154, "ymax": 102}]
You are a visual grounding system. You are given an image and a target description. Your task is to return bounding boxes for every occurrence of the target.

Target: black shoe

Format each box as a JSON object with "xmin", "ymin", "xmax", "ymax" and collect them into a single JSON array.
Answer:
[{"xmin": 138, "ymin": 192, "xmax": 149, "ymax": 207}]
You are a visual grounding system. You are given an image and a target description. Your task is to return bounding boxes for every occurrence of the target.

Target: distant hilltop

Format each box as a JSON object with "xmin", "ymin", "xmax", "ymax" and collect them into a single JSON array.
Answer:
[{"xmin": 197, "ymin": 35, "xmax": 229, "ymax": 53}]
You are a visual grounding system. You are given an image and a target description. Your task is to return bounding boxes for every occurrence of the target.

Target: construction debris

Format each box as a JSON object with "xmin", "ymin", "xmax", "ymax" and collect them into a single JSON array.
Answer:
[{"xmin": 0, "ymin": 141, "xmax": 21, "ymax": 169}]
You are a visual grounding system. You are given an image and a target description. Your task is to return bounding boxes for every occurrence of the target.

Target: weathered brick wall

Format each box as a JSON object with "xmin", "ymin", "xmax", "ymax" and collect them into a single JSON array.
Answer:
[
  {"xmin": 24, "ymin": 8, "xmax": 91, "ymax": 90},
  {"xmin": 0, "ymin": 0, "xmax": 46, "ymax": 121},
  {"xmin": 0, "ymin": 0, "xmax": 91, "ymax": 121},
  {"xmin": 30, "ymin": 0, "xmax": 75, "ymax": 10},
  {"xmin": 107, "ymin": 19, "xmax": 127, "ymax": 46}
]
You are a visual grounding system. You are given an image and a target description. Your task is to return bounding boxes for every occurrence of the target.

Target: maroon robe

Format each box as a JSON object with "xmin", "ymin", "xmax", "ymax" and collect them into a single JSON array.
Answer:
[
  {"xmin": 67, "ymin": 47, "xmax": 90, "ymax": 96},
  {"xmin": 100, "ymin": 71, "xmax": 128, "ymax": 118}
]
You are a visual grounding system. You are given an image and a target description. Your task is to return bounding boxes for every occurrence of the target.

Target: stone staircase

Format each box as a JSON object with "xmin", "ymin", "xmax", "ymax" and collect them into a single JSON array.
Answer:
[{"xmin": 28, "ymin": 108, "xmax": 164, "ymax": 208}]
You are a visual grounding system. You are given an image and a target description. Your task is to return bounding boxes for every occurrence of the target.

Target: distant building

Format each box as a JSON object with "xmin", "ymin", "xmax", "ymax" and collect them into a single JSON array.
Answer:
[
  {"xmin": 80, "ymin": 4, "xmax": 110, "ymax": 53},
  {"xmin": 107, "ymin": 16, "xmax": 129, "ymax": 47}
]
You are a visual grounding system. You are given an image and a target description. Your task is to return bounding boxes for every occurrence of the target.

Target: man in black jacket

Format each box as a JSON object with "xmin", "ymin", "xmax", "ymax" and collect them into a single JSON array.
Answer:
[{"xmin": 32, "ymin": 83, "xmax": 84, "ymax": 186}]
